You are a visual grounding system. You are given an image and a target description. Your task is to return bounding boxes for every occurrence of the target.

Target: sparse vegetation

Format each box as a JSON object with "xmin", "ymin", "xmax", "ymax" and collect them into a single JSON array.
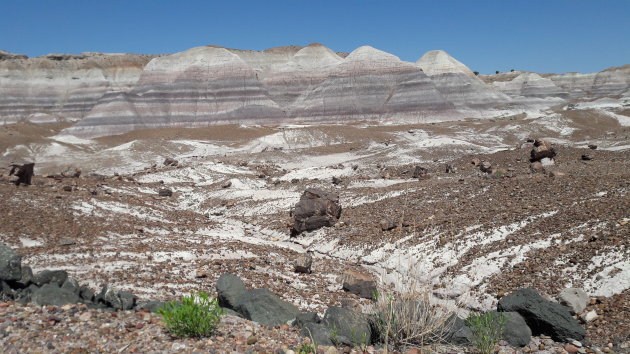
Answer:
[
  {"xmin": 466, "ymin": 312, "xmax": 506, "ymax": 354},
  {"xmin": 157, "ymin": 292, "xmax": 223, "ymax": 338},
  {"xmin": 373, "ymin": 286, "xmax": 457, "ymax": 351}
]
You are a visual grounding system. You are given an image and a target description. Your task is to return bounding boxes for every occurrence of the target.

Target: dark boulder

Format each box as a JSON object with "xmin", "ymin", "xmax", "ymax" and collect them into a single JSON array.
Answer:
[
  {"xmin": 61, "ymin": 277, "xmax": 80, "ymax": 295},
  {"xmin": 33, "ymin": 270, "xmax": 68, "ymax": 287},
  {"xmin": 136, "ymin": 300, "xmax": 164, "ymax": 313},
  {"xmin": 236, "ymin": 288, "xmax": 299, "ymax": 326},
  {"xmin": 9, "ymin": 163, "xmax": 35, "ymax": 185},
  {"xmin": 489, "ymin": 311, "xmax": 532, "ymax": 348},
  {"xmin": 216, "ymin": 273, "xmax": 247, "ymax": 310},
  {"xmin": 32, "ymin": 283, "xmax": 80, "ymax": 306},
  {"xmin": 158, "ymin": 188, "xmax": 173, "ymax": 197},
  {"xmin": 442, "ymin": 315, "xmax": 472, "ymax": 345},
  {"xmin": 497, "ymin": 288, "xmax": 584, "ymax": 341},
  {"xmin": 300, "ymin": 322, "xmax": 337, "ymax": 346},
  {"xmin": 291, "ymin": 189, "xmax": 342, "ymax": 236},
  {"xmin": 323, "ymin": 306, "xmax": 373, "ymax": 346},
  {"xmin": 163, "ymin": 157, "xmax": 178, "ymax": 167},
  {"xmin": 0, "ymin": 243, "xmax": 22, "ymax": 281}
]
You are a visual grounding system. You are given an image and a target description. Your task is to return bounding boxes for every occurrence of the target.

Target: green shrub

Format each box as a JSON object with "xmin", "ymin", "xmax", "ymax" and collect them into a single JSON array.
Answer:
[
  {"xmin": 466, "ymin": 312, "xmax": 505, "ymax": 354},
  {"xmin": 157, "ymin": 292, "xmax": 223, "ymax": 338}
]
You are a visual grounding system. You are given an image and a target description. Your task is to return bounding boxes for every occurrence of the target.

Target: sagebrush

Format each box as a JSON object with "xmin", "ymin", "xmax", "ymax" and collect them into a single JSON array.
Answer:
[{"xmin": 157, "ymin": 292, "xmax": 223, "ymax": 338}]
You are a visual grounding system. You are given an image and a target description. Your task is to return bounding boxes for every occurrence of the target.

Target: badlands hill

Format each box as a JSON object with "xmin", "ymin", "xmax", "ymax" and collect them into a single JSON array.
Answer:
[{"xmin": 1, "ymin": 44, "xmax": 628, "ymax": 138}]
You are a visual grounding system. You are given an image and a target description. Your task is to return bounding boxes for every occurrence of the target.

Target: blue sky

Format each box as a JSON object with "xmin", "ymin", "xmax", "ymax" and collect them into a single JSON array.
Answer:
[{"xmin": 1, "ymin": 0, "xmax": 629, "ymax": 74}]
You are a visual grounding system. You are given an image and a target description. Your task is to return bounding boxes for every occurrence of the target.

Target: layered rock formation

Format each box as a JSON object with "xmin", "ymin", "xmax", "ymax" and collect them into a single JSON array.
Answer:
[
  {"xmin": 417, "ymin": 50, "xmax": 512, "ymax": 115},
  {"xmin": 1, "ymin": 44, "xmax": 629, "ymax": 137},
  {"xmin": 0, "ymin": 52, "xmax": 154, "ymax": 125}
]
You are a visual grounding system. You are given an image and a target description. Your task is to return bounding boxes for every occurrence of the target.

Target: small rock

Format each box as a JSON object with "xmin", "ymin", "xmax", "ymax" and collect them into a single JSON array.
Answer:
[
  {"xmin": 58, "ymin": 238, "xmax": 76, "ymax": 246},
  {"xmin": 471, "ymin": 158, "xmax": 481, "ymax": 166},
  {"xmin": 158, "ymin": 188, "xmax": 173, "ymax": 197},
  {"xmin": 380, "ymin": 218, "xmax": 397, "ymax": 231},
  {"xmin": 445, "ymin": 164, "xmax": 456, "ymax": 173},
  {"xmin": 221, "ymin": 180, "xmax": 232, "ymax": 189},
  {"xmin": 413, "ymin": 166, "xmax": 429, "ymax": 179},
  {"xmin": 163, "ymin": 157, "xmax": 178, "ymax": 167},
  {"xmin": 294, "ymin": 254, "xmax": 313, "ymax": 274},
  {"xmin": 247, "ymin": 335, "xmax": 258, "ymax": 345},
  {"xmin": 79, "ymin": 312, "xmax": 92, "ymax": 321},
  {"xmin": 558, "ymin": 288, "xmax": 589, "ymax": 314},
  {"xmin": 588, "ymin": 144, "xmax": 597, "ymax": 150},
  {"xmin": 480, "ymin": 161, "xmax": 493, "ymax": 173},
  {"xmin": 62, "ymin": 185, "xmax": 73, "ymax": 192},
  {"xmin": 331, "ymin": 176, "xmax": 343, "ymax": 185},
  {"xmin": 530, "ymin": 162, "xmax": 544, "ymax": 173},
  {"xmin": 341, "ymin": 269, "xmax": 377, "ymax": 299},
  {"xmin": 581, "ymin": 154, "xmax": 592, "ymax": 161},
  {"xmin": 565, "ymin": 344, "xmax": 579, "ymax": 353},
  {"xmin": 581, "ymin": 310, "xmax": 598, "ymax": 323},
  {"xmin": 549, "ymin": 171, "xmax": 566, "ymax": 178}
]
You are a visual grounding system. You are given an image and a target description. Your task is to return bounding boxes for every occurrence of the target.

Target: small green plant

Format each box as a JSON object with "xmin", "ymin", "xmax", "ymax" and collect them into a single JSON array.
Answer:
[
  {"xmin": 296, "ymin": 328, "xmax": 318, "ymax": 354},
  {"xmin": 157, "ymin": 292, "xmax": 223, "ymax": 338},
  {"xmin": 466, "ymin": 312, "xmax": 506, "ymax": 354}
]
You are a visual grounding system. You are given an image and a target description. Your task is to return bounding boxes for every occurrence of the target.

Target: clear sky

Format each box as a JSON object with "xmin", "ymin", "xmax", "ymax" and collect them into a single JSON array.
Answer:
[{"xmin": 1, "ymin": 0, "xmax": 629, "ymax": 74}]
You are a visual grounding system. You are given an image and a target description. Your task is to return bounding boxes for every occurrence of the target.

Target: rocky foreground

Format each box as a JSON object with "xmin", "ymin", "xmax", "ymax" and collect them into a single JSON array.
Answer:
[{"xmin": 0, "ymin": 107, "xmax": 629, "ymax": 352}]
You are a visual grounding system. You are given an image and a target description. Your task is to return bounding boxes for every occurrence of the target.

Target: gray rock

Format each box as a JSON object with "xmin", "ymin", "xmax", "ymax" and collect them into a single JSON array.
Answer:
[
  {"xmin": 220, "ymin": 307, "xmax": 242, "ymax": 317},
  {"xmin": 32, "ymin": 283, "xmax": 80, "ymax": 306},
  {"xmin": 0, "ymin": 243, "xmax": 22, "ymax": 281},
  {"xmin": 0, "ymin": 280, "xmax": 18, "ymax": 300},
  {"xmin": 291, "ymin": 189, "xmax": 342, "ymax": 236},
  {"xmin": 18, "ymin": 265, "xmax": 34, "ymax": 286},
  {"xmin": 118, "ymin": 291, "xmax": 136, "ymax": 310},
  {"xmin": 79, "ymin": 285, "xmax": 95, "ymax": 302},
  {"xmin": 295, "ymin": 312, "xmax": 321, "ymax": 327},
  {"xmin": 490, "ymin": 311, "xmax": 532, "ymax": 348},
  {"xmin": 323, "ymin": 306, "xmax": 372, "ymax": 346},
  {"xmin": 294, "ymin": 254, "xmax": 313, "ymax": 274},
  {"xmin": 16, "ymin": 284, "xmax": 39, "ymax": 304},
  {"xmin": 136, "ymin": 300, "xmax": 164, "ymax": 313},
  {"xmin": 497, "ymin": 288, "xmax": 585, "ymax": 341},
  {"xmin": 442, "ymin": 315, "xmax": 472, "ymax": 345},
  {"xmin": 61, "ymin": 277, "xmax": 80, "ymax": 295},
  {"xmin": 413, "ymin": 166, "xmax": 429, "ymax": 178},
  {"xmin": 58, "ymin": 238, "xmax": 77, "ymax": 246},
  {"xmin": 158, "ymin": 188, "xmax": 173, "ymax": 197},
  {"xmin": 380, "ymin": 218, "xmax": 397, "ymax": 231},
  {"xmin": 216, "ymin": 273, "xmax": 247, "ymax": 310},
  {"xmin": 33, "ymin": 270, "xmax": 68, "ymax": 287},
  {"xmin": 300, "ymin": 322, "xmax": 336, "ymax": 346},
  {"xmin": 558, "ymin": 288, "xmax": 589, "ymax": 314},
  {"xmin": 236, "ymin": 288, "xmax": 300, "ymax": 326}
]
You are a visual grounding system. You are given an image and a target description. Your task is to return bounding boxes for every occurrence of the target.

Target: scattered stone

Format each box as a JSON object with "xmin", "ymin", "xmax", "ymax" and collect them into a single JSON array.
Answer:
[
  {"xmin": 221, "ymin": 180, "xmax": 232, "ymax": 188},
  {"xmin": 340, "ymin": 269, "xmax": 377, "ymax": 299},
  {"xmin": 581, "ymin": 154, "xmax": 592, "ymax": 161},
  {"xmin": 33, "ymin": 270, "xmax": 68, "ymax": 287},
  {"xmin": 61, "ymin": 278, "xmax": 80, "ymax": 295},
  {"xmin": 413, "ymin": 166, "xmax": 429, "ymax": 179},
  {"xmin": 588, "ymin": 144, "xmax": 598, "ymax": 150},
  {"xmin": 135, "ymin": 300, "xmax": 164, "ymax": 313},
  {"xmin": 531, "ymin": 139, "xmax": 556, "ymax": 162},
  {"xmin": 216, "ymin": 273, "xmax": 247, "ymax": 310},
  {"xmin": 549, "ymin": 171, "xmax": 566, "ymax": 178},
  {"xmin": 530, "ymin": 161, "xmax": 544, "ymax": 173},
  {"xmin": 558, "ymin": 288, "xmax": 589, "ymax": 314},
  {"xmin": 379, "ymin": 218, "xmax": 397, "ymax": 231},
  {"xmin": 498, "ymin": 288, "xmax": 585, "ymax": 341},
  {"xmin": 61, "ymin": 167, "xmax": 81, "ymax": 178},
  {"xmin": 8, "ymin": 163, "xmax": 34, "ymax": 185},
  {"xmin": 0, "ymin": 243, "xmax": 22, "ymax": 281},
  {"xmin": 32, "ymin": 284, "xmax": 80, "ymax": 306},
  {"xmin": 236, "ymin": 288, "xmax": 300, "ymax": 326},
  {"xmin": 291, "ymin": 189, "xmax": 342, "ymax": 236},
  {"xmin": 471, "ymin": 158, "xmax": 481, "ymax": 166},
  {"xmin": 58, "ymin": 238, "xmax": 77, "ymax": 246},
  {"xmin": 445, "ymin": 164, "xmax": 456, "ymax": 173},
  {"xmin": 62, "ymin": 185, "xmax": 73, "ymax": 192},
  {"xmin": 293, "ymin": 254, "xmax": 313, "ymax": 274},
  {"xmin": 323, "ymin": 306, "xmax": 372, "ymax": 346},
  {"xmin": 158, "ymin": 188, "xmax": 172, "ymax": 197},
  {"xmin": 331, "ymin": 176, "xmax": 343, "ymax": 185},
  {"xmin": 581, "ymin": 310, "xmax": 598, "ymax": 323},
  {"xmin": 541, "ymin": 157, "xmax": 555, "ymax": 166},
  {"xmin": 565, "ymin": 344, "xmax": 579, "ymax": 353},
  {"xmin": 163, "ymin": 157, "xmax": 178, "ymax": 166},
  {"xmin": 480, "ymin": 161, "xmax": 493, "ymax": 173}
]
